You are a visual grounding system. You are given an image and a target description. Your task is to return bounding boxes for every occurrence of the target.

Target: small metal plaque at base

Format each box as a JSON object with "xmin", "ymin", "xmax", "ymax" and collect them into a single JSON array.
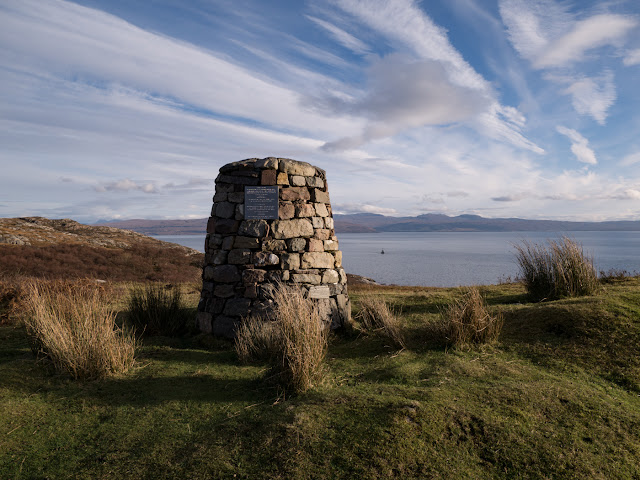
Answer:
[{"xmin": 244, "ymin": 186, "xmax": 279, "ymax": 220}]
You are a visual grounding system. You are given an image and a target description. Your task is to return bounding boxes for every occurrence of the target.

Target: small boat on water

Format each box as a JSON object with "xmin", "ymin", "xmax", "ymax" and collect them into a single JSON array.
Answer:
[{"xmin": 381, "ymin": 249, "xmax": 385, "ymax": 254}]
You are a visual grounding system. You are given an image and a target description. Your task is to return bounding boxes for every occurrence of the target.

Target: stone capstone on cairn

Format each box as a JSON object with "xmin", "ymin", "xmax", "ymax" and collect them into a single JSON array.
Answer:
[{"xmin": 196, "ymin": 157, "xmax": 351, "ymax": 337}]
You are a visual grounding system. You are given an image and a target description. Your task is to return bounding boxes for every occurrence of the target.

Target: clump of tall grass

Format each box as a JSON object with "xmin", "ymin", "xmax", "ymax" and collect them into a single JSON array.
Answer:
[
  {"xmin": 126, "ymin": 283, "xmax": 188, "ymax": 336},
  {"xmin": 514, "ymin": 237, "xmax": 598, "ymax": 301},
  {"xmin": 235, "ymin": 284, "xmax": 328, "ymax": 394},
  {"xmin": 356, "ymin": 295, "xmax": 405, "ymax": 349},
  {"xmin": 0, "ymin": 276, "xmax": 25, "ymax": 325},
  {"xmin": 23, "ymin": 280, "xmax": 136, "ymax": 379},
  {"xmin": 235, "ymin": 317, "xmax": 281, "ymax": 364},
  {"xmin": 438, "ymin": 287, "xmax": 503, "ymax": 349}
]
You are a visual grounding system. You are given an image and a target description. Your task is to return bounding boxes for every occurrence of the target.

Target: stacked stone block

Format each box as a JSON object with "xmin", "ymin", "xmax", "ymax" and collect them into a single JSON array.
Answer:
[{"xmin": 196, "ymin": 157, "xmax": 350, "ymax": 337}]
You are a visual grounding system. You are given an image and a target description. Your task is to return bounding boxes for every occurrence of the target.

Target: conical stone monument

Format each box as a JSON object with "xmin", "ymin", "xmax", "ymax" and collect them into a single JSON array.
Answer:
[{"xmin": 196, "ymin": 157, "xmax": 351, "ymax": 337}]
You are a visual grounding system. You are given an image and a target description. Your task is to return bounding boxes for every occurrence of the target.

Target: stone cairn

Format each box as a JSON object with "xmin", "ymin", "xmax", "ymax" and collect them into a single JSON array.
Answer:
[{"xmin": 196, "ymin": 157, "xmax": 350, "ymax": 337}]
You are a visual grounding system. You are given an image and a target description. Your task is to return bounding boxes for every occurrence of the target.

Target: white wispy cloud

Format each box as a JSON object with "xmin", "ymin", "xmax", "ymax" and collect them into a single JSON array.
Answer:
[
  {"xmin": 306, "ymin": 15, "xmax": 371, "ymax": 54},
  {"xmin": 94, "ymin": 179, "xmax": 157, "ymax": 193},
  {"xmin": 333, "ymin": 203, "xmax": 398, "ymax": 215},
  {"xmin": 499, "ymin": 0, "xmax": 573, "ymax": 61},
  {"xmin": 534, "ymin": 14, "xmax": 637, "ymax": 68},
  {"xmin": 499, "ymin": 0, "xmax": 637, "ymax": 124},
  {"xmin": 334, "ymin": 0, "xmax": 488, "ymax": 90},
  {"xmin": 564, "ymin": 72, "xmax": 616, "ymax": 125},
  {"xmin": 556, "ymin": 126, "xmax": 597, "ymax": 165},
  {"xmin": 500, "ymin": 1, "xmax": 637, "ymax": 68},
  {"xmin": 320, "ymin": 0, "xmax": 542, "ymax": 153},
  {"xmin": 0, "ymin": 0, "xmax": 358, "ymax": 139},
  {"xmin": 607, "ymin": 189, "xmax": 640, "ymax": 200},
  {"xmin": 620, "ymin": 151, "xmax": 640, "ymax": 166},
  {"xmin": 623, "ymin": 48, "xmax": 640, "ymax": 66},
  {"xmin": 320, "ymin": 55, "xmax": 491, "ymax": 150}
]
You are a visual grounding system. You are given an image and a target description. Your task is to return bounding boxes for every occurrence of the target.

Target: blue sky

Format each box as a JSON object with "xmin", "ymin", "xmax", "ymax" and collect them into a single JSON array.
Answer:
[{"xmin": 1, "ymin": 0, "xmax": 639, "ymax": 222}]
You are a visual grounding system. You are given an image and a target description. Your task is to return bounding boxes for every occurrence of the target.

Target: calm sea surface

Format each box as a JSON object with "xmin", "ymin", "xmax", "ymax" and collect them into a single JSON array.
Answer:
[{"xmin": 153, "ymin": 231, "xmax": 640, "ymax": 287}]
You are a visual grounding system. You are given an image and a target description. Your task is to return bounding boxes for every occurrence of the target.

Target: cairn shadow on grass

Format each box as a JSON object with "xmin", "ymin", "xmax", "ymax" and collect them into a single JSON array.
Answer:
[
  {"xmin": 136, "ymin": 346, "xmax": 239, "ymax": 366},
  {"xmin": 500, "ymin": 304, "xmax": 640, "ymax": 394},
  {"xmin": 118, "ymin": 397, "xmax": 401, "ymax": 480},
  {"xmin": 3, "ymin": 363, "xmax": 276, "ymax": 407},
  {"xmin": 78, "ymin": 374, "xmax": 274, "ymax": 406},
  {"xmin": 355, "ymin": 358, "xmax": 446, "ymax": 385},
  {"xmin": 500, "ymin": 305, "xmax": 599, "ymax": 344}
]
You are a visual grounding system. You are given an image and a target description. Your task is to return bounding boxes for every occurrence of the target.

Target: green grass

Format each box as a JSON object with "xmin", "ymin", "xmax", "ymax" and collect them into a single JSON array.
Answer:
[{"xmin": 2, "ymin": 279, "xmax": 640, "ymax": 479}]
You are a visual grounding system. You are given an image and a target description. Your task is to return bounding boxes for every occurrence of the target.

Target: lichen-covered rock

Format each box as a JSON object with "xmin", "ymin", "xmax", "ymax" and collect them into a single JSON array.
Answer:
[
  {"xmin": 255, "ymin": 157, "xmax": 279, "ymax": 169},
  {"xmin": 279, "ymin": 202, "xmax": 295, "ymax": 220},
  {"xmin": 243, "ymin": 269, "xmax": 266, "ymax": 285},
  {"xmin": 280, "ymin": 187, "xmax": 310, "ymax": 202},
  {"xmin": 238, "ymin": 219, "xmax": 268, "ymax": 237},
  {"xmin": 291, "ymin": 273, "xmax": 321, "ymax": 284},
  {"xmin": 288, "ymin": 237, "xmax": 307, "ymax": 252},
  {"xmin": 324, "ymin": 240, "xmax": 339, "ymax": 251},
  {"xmin": 307, "ymin": 238, "xmax": 324, "ymax": 252},
  {"xmin": 301, "ymin": 252, "xmax": 335, "ymax": 269},
  {"xmin": 295, "ymin": 204, "xmax": 316, "ymax": 218},
  {"xmin": 311, "ymin": 189, "xmax": 330, "ymax": 203},
  {"xmin": 262, "ymin": 239, "xmax": 286, "ymax": 252},
  {"xmin": 291, "ymin": 175, "xmax": 306, "ymax": 186},
  {"xmin": 322, "ymin": 269, "xmax": 340, "ymax": 283},
  {"xmin": 306, "ymin": 176, "xmax": 325, "ymax": 188},
  {"xmin": 314, "ymin": 203, "xmax": 329, "ymax": 217},
  {"xmin": 280, "ymin": 253, "xmax": 300, "ymax": 270},
  {"xmin": 272, "ymin": 219, "xmax": 313, "ymax": 239},
  {"xmin": 279, "ymin": 158, "xmax": 316, "ymax": 176},
  {"xmin": 253, "ymin": 252, "xmax": 279, "ymax": 266}
]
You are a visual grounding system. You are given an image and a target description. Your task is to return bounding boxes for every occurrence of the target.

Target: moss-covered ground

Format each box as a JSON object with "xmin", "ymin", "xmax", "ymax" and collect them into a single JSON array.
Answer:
[{"xmin": 2, "ymin": 279, "xmax": 640, "ymax": 479}]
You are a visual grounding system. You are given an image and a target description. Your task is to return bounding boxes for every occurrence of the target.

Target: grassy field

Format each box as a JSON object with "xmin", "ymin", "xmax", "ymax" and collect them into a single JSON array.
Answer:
[{"xmin": 2, "ymin": 278, "xmax": 640, "ymax": 479}]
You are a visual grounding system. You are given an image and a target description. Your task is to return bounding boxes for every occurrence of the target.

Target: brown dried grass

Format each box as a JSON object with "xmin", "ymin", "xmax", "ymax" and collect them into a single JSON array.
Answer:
[
  {"xmin": 235, "ymin": 284, "xmax": 328, "ymax": 393},
  {"xmin": 235, "ymin": 317, "xmax": 281, "ymax": 364},
  {"xmin": 22, "ymin": 280, "xmax": 136, "ymax": 379},
  {"xmin": 0, "ymin": 276, "xmax": 26, "ymax": 325},
  {"xmin": 356, "ymin": 295, "xmax": 405, "ymax": 349},
  {"xmin": 439, "ymin": 287, "xmax": 503, "ymax": 349},
  {"xmin": 514, "ymin": 237, "xmax": 599, "ymax": 301}
]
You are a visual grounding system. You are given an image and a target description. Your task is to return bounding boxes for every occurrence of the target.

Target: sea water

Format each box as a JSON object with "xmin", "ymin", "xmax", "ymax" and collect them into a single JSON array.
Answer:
[{"xmin": 152, "ymin": 231, "xmax": 640, "ymax": 287}]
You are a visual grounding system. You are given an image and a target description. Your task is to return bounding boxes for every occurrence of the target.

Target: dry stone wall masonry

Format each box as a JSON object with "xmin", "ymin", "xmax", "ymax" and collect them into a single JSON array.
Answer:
[{"xmin": 196, "ymin": 157, "xmax": 351, "ymax": 337}]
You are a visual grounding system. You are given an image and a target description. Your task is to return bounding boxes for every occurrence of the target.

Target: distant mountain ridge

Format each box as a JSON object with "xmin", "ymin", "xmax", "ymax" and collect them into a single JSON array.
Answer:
[{"xmin": 95, "ymin": 213, "xmax": 640, "ymax": 235}]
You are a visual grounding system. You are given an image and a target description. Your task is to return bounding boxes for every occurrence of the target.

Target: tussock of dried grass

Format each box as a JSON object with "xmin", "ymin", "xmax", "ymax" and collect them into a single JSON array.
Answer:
[
  {"xmin": 356, "ymin": 295, "xmax": 405, "ymax": 349},
  {"xmin": 235, "ymin": 317, "xmax": 281, "ymax": 364},
  {"xmin": 126, "ymin": 283, "xmax": 188, "ymax": 336},
  {"xmin": 23, "ymin": 280, "xmax": 136, "ymax": 379},
  {"xmin": 514, "ymin": 237, "xmax": 598, "ymax": 302},
  {"xmin": 439, "ymin": 287, "xmax": 503, "ymax": 349},
  {"xmin": 235, "ymin": 284, "xmax": 327, "ymax": 394},
  {"xmin": 0, "ymin": 276, "xmax": 25, "ymax": 326}
]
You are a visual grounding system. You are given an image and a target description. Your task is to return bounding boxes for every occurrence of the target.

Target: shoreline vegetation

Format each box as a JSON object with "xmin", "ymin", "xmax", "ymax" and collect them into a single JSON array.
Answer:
[{"xmin": 1, "ymin": 218, "xmax": 640, "ymax": 478}]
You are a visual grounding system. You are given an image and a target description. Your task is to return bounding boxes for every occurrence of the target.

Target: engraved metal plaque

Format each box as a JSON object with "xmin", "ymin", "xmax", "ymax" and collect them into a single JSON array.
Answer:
[{"xmin": 244, "ymin": 186, "xmax": 279, "ymax": 220}]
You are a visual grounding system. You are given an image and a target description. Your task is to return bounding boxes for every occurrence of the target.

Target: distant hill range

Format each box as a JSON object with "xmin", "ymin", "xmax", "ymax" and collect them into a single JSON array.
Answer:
[{"xmin": 95, "ymin": 213, "xmax": 640, "ymax": 235}]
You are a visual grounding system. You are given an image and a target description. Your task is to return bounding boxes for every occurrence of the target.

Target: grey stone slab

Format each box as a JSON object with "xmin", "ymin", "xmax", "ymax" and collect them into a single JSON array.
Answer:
[{"xmin": 308, "ymin": 285, "xmax": 330, "ymax": 299}]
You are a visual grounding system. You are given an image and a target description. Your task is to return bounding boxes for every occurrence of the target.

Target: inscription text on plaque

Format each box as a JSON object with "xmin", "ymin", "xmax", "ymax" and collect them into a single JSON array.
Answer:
[{"xmin": 244, "ymin": 186, "xmax": 279, "ymax": 220}]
